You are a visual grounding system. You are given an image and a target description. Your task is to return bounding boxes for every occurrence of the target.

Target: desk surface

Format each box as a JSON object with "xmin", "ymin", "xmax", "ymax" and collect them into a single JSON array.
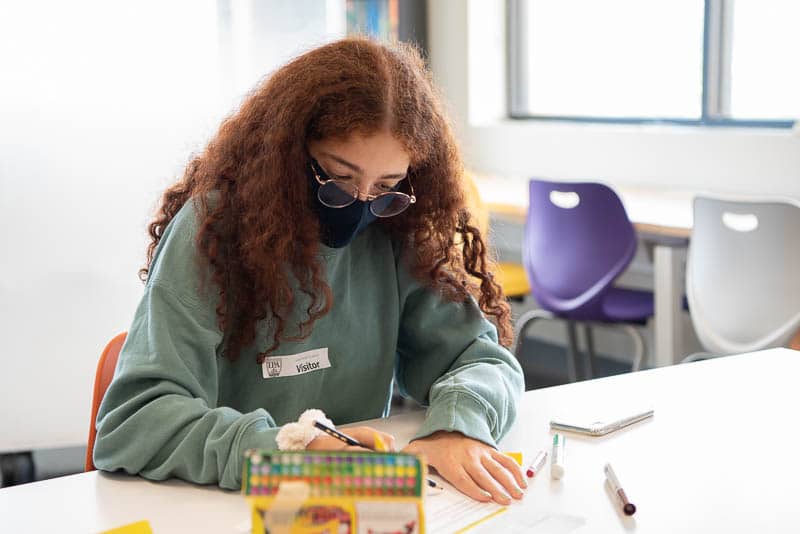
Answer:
[
  {"xmin": 476, "ymin": 175, "xmax": 695, "ymax": 239},
  {"xmin": 2, "ymin": 348, "xmax": 798, "ymax": 533}
]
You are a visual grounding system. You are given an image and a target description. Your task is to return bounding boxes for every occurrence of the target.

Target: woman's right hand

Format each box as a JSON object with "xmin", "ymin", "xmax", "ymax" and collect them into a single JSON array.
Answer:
[{"xmin": 306, "ymin": 426, "xmax": 397, "ymax": 452}]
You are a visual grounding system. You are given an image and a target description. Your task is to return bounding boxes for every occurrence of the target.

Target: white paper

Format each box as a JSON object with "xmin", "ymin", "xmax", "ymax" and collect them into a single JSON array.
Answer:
[
  {"xmin": 469, "ymin": 512, "xmax": 586, "ymax": 534},
  {"xmin": 424, "ymin": 483, "xmax": 505, "ymax": 534},
  {"xmin": 424, "ymin": 478, "xmax": 586, "ymax": 534}
]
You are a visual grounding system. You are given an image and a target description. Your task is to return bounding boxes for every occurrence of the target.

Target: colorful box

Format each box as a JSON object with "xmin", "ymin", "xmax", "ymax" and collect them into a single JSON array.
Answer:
[{"xmin": 242, "ymin": 449, "xmax": 427, "ymax": 533}]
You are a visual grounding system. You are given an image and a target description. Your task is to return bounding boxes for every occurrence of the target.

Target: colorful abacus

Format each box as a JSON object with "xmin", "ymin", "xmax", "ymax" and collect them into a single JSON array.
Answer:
[{"xmin": 243, "ymin": 450, "xmax": 424, "ymax": 498}]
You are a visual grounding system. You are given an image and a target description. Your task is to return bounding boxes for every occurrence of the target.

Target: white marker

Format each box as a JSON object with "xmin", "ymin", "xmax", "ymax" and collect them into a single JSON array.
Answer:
[
  {"xmin": 551, "ymin": 433, "xmax": 566, "ymax": 479},
  {"xmin": 526, "ymin": 450, "xmax": 548, "ymax": 478}
]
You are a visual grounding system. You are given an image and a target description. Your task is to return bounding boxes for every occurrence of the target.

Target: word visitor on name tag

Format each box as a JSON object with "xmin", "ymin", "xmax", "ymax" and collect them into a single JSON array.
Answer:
[{"xmin": 261, "ymin": 348, "xmax": 331, "ymax": 379}]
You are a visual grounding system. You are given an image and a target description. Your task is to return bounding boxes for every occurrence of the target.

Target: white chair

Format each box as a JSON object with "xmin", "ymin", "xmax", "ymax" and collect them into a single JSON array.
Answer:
[{"xmin": 684, "ymin": 195, "xmax": 800, "ymax": 360}]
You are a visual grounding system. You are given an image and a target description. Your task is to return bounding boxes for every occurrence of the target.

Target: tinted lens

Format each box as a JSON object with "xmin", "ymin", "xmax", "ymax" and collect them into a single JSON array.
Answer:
[
  {"xmin": 370, "ymin": 193, "xmax": 411, "ymax": 217},
  {"xmin": 318, "ymin": 181, "xmax": 358, "ymax": 207}
]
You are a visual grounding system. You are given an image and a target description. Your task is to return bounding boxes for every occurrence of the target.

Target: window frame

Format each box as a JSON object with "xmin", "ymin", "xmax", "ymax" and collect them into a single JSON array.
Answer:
[{"xmin": 507, "ymin": 0, "xmax": 796, "ymax": 128}]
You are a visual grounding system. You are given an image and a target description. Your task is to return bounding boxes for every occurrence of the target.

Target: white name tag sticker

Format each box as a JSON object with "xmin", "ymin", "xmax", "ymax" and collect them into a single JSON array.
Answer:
[{"xmin": 261, "ymin": 348, "xmax": 331, "ymax": 379}]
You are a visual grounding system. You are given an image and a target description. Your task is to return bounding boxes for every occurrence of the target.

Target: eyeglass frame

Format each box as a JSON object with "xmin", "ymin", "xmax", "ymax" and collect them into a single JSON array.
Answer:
[{"xmin": 309, "ymin": 158, "xmax": 417, "ymax": 217}]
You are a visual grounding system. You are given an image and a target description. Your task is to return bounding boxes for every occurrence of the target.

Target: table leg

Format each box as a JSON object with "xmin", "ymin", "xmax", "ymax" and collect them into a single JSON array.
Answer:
[{"xmin": 653, "ymin": 244, "xmax": 687, "ymax": 367}]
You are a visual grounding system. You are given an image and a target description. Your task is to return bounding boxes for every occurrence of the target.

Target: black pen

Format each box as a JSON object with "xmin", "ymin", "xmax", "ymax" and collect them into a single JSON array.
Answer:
[
  {"xmin": 313, "ymin": 420, "xmax": 361, "ymax": 446},
  {"xmin": 313, "ymin": 420, "xmax": 443, "ymax": 490}
]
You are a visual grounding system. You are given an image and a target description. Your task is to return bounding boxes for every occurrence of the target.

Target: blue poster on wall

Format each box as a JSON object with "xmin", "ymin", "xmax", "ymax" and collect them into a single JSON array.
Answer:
[{"xmin": 346, "ymin": 0, "xmax": 398, "ymax": 41}]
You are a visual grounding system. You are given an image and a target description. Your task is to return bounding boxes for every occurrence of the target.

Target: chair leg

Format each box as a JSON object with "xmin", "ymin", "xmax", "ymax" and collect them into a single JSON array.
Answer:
[
  {"xmin": 565, "ymin": 321, "xmax": 580, "ymax": 383},
  {"xmin": 681, "ymin": 351, "xmax": 715, "ymax": 364},
  {"xmin": 513, "ymin": 308, "xmax": 556, "ymax": 357},
  {"xmin": 583, "ymin": 324, "xmax": 596, "ymax": 379},
  {"xmin": 515, "ymin": 308, "xmax": 584, "ymax": 383},
  {"xmin": 619, "ymin": 324, "xmax": 646, "ymax": 372}
]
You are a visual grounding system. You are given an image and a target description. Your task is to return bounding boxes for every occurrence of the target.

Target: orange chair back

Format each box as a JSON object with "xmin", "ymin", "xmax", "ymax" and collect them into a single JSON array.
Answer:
[{"xmin": 85, "ymin": 332, "xmax": 127, "ymax": 472}]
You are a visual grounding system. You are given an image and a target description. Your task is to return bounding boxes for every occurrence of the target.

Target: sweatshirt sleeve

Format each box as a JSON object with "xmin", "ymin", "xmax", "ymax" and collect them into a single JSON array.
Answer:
[
  {"xmin": 394, "ymin": 261, "xmax": 525, "ymax": 448},
  {"xmin": 93, "ymin": 201, "xmax": 279, "ymax": 490}
]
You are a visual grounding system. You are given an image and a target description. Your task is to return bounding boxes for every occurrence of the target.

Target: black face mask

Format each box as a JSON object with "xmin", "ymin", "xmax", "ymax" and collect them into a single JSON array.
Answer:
[{"xmin": 308, "ymin": 169, "xmax": 378, "ymax": 248}]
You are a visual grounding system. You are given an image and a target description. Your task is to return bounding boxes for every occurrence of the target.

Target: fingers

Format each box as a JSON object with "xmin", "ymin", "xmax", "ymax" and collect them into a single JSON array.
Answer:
[
  {"xmin": 482, "ymin": 455, "xmax": 525, "ymax": 501},
  {"xmin": 491, "ymin": 450, "xmax": 528, "ymax": 489},
  {"xmin": 307, "ymin": 434, "xmax": 355, "ymax": 451},
  {"xmin": 383, "ymin": 433, "xmax": 398, "ymax": 452},
  {"xmin": 338, "ymin": 426, "xmax": 371, "ymax": 446},
  {"xmin": 439, "ymin": 465, "xmax": 493, "ymax": 503},
  {"xmin": 340, "ymin": 427, "xmax": 397, "ymax": 451},
  {"xmin": 371, "ymin": 430, "xmax": 397, "ymax": 451},
  {"xmin": 308, "ymin": 425, "xmax": 398, "ymax": 452},
  {"xmin": 464, "ymin": 460, "xmax": 514, "ymax": 505},
  {"xmin": 306, "ymin": 434, "xmax": 345, "ymax": 450},
  {"xmin": 343, "ymin": 445, "xmax": 373, "ymax": 452}
]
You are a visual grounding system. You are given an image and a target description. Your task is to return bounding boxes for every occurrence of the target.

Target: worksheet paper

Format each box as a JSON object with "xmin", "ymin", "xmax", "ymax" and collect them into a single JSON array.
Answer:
[
  {"xmin": 424, "ymin": 486, "xmax": 505, "ymax": 533},
  {"xmin": 424, "ymin": 481, "xmax": 585, "ymax": 534},
  {"xmin": 468, "ymin": 512, "xmax": 586, "ymax": 534}
]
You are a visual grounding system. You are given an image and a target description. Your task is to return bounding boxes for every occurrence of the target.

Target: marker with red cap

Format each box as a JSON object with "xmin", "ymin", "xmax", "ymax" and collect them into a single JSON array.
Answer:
[{"xmin": 525, "ymin": 450, "xmax": 548, "ymax": 478}]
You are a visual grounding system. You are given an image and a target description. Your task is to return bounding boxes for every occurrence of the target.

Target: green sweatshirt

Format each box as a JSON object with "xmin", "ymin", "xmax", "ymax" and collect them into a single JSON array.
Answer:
[{"xmin": 93, "ymin": 199, "xmax": 524, "ymax": 490}]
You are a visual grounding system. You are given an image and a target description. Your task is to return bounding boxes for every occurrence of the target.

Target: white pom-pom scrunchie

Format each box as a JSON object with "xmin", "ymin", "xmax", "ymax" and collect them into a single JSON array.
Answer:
[{"xmin": 275, "ymin": 409, "xmax": 334, "ymax": 451}]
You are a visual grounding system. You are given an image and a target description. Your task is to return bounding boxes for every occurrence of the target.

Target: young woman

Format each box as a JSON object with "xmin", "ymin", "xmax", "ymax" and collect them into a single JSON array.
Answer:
[{"xmin": 93, "ymin": 37, "xmax": 526, "ymax": 505}]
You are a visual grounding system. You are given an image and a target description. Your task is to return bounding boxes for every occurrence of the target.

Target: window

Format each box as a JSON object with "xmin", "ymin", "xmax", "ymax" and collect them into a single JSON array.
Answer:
[
  {"xmin": 729, "ymin": 1, "xmax": 800, "ymax": 120},
  {"xmin": 509, "ymin": 0, "xmax": 798, "ymax": 127}
]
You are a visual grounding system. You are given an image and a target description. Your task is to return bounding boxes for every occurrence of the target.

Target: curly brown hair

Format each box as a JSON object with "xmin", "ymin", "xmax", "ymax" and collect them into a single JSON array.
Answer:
[{"xmin": 140, "ymin": 37, "xmax": 512, "ymax": 363}]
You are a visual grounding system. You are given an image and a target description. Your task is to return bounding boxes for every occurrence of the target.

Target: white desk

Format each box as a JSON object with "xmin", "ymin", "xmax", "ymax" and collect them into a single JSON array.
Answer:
[
  {"xmin": 2, "ymin": 348, "xmax": 798, "ymax": 533},
  {"xmin": 476, "ymin": 176, "xmax": 694, "ymax": 367}
]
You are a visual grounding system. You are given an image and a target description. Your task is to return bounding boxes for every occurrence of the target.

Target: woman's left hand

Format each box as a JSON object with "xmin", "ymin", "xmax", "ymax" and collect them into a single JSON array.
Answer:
[{"xmin": 402, "ymin": 430, "xmax": 527, "ymax": 505}]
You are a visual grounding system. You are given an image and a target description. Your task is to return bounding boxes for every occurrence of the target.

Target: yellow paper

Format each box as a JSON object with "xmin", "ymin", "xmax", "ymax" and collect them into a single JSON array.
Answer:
[{"xmin": 100, "ymin": 520, "xmax": 153, "ymax": 534}]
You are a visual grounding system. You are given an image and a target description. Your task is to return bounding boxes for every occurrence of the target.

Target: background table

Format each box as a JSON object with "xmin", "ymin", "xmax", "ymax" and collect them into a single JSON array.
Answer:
[{"xmin": 2, "ymin": 348, "xmax": 797, "ymax": 533}]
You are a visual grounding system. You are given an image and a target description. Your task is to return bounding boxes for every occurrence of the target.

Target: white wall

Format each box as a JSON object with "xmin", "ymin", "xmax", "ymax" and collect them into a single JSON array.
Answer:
[
  {"xmin": 0, "ymin": 0, "xmax": 344, "ymax": 452},
  {"xmin": 428, "ymin": 0, "xmax": 800, "ymax": 197}
]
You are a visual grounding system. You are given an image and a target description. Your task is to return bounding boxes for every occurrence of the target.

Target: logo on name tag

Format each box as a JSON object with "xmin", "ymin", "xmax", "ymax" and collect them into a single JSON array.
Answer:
[
  {"xmin": 261, "ymin": 348, "xmax": 331, "ymax": 379},
  {"xmin": 266, "ymin": 359, "xmax": 282, "ymax": 377}
]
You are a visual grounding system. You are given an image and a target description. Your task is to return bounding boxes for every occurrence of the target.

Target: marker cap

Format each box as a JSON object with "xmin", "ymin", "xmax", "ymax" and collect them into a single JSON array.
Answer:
[{"xmin": 551, "ymin": 434, "xmax": 566, "ymax": 480}]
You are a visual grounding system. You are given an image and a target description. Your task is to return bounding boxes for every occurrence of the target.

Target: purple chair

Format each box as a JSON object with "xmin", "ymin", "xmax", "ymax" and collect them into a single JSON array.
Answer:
[{"xmin": 513, "ymin": 179, "xmax": 653, "ymax": 381}]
